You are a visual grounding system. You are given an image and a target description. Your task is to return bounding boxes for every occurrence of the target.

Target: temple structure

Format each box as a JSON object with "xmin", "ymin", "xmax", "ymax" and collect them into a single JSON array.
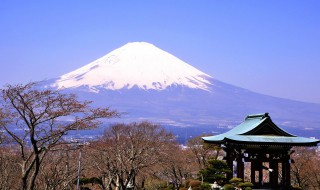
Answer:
[{"xmin": 202, "ymin": 113, "xmax": 319, "ymax": 189}]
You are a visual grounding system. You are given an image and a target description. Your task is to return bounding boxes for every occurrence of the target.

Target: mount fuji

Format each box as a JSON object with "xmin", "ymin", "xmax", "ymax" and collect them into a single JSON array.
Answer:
[
  {"xmin": 52, "ymin": 42, "xmax": 212, "ymax": 92},
  {"xmin": 47, "ymin": 42, "xmax": 320, "ymax": 140}
]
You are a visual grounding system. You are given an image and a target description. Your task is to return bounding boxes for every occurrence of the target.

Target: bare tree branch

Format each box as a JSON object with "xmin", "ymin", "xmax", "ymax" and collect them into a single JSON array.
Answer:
[{"xmin": 0, "ymin": 82, "xmax": 118, "ymax": 190}]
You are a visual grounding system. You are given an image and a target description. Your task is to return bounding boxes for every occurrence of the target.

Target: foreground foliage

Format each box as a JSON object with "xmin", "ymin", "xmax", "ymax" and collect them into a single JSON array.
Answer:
[{"xmin": 0, "ymin": 82, "xmax": 118, "ymax": 190}]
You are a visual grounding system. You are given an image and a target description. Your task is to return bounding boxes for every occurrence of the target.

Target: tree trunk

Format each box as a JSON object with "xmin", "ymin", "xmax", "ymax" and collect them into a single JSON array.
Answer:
[
  {"xmin": 141, "ymin": 179, "xmax": 145, "ymax": 190},
  {"xmin": 22, "ymin": 176, "xmax": 28, "ymax": 190}
]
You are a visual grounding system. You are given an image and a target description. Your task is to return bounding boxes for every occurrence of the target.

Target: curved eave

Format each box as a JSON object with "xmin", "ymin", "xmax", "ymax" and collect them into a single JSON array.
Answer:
[
  {"xmin": 225, "ymin": 135, "xmax": 320, "ymax": 146},
  {"xmin": 202, "ymin": 137, "xmax": 224, "ymax": 144},
  {"xmin": 203, "ymin": 135, "xmax": 320, "ymax": 146}
]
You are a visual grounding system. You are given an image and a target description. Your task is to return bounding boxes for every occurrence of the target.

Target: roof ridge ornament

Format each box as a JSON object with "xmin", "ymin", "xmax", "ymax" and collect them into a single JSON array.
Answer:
[{"xmin": 246, "ymin": 112, "xmax": 269, "ymax": 119}]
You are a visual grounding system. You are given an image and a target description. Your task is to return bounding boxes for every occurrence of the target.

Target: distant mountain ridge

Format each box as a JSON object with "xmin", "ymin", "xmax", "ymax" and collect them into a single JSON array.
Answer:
[{"xmin": 46, "ymin": 42, "xmax": 320, "ymax": 140}]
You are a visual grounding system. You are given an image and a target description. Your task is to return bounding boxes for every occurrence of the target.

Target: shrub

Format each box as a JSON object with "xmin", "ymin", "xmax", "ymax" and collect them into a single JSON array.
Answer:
[
  {"xmin": 76, "ymin": 177, "xmax": 102, "ymax": 186},
  {"xmin": 189, "ymin": 180, "xmax": 201, "ymax": 187},
  {"xmin": 238, "ymin": 182, "xmax": 253, "ymax": 188},
  {"xmin": 229, "ymin": 177, "xmax": 243, "ymax": 187},
  {"xmin": 183, "ymin": 180, "xmax": 211, "ymax": 190},
  {"xmin": 223, "ymin": 184, "xmax": 234, "ymax": 190},
  {"xmin": 200, "ymin": 183, "xmax": 212, "ymax": 190},
  {"xmin": 166, "ymin": 184, "xmax": 174, "ymax": 190},
  {"xmin": 184, "ymin": 179, "xmax": 191, "ymax": 187},
  {"xmin": 244, "ymin": 187, "xmax": 252, "ymax": 190},
  {"xmin": 229, "ymin": 178, "xmax": 243, "ymax": 184}
]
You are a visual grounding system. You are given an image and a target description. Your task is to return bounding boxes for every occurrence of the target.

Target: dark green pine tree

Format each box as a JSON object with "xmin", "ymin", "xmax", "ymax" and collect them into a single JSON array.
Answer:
[{"xmin": 199, "ymin": 159, "xmax": 232, "ymax": 184}]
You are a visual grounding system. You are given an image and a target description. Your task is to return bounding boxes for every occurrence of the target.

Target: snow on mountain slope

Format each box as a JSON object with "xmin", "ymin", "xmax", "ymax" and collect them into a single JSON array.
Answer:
[{"xmin": 52, "ymin": 42, "xmax": 212, "ymax": 92}]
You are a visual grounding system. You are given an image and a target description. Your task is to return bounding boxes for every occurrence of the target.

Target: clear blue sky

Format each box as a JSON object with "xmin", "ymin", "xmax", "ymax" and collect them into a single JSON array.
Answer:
[{"xmin": 1, "ymin": 1, "xmax": 319, "ymax": 103}]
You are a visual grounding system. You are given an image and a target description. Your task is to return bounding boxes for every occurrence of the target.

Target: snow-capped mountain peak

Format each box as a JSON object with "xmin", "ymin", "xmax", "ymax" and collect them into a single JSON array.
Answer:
[{"xmin": 52, "ymin": 42, "xmax": 212, "ymax": 92}]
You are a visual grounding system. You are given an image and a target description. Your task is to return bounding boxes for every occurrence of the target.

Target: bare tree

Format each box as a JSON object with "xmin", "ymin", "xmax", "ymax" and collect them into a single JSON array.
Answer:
[
  {"xmin": 0, "ymin": 130, "xmax": 3, "ymax": 145},
  {"xmin": 86, "ymin": 121, "xmax": 175, "ymax": 190},
  {"xmin": 187, "ymin": 134, "xmax": 221, "ymax": 182},
  {"xmin": 291, "ymin": 147, "xmax": 320, "ymax": 190},
  {"xmin": 0, "ymin": 146, "xmax": 21, "ymax": 190},
  {"xmin": 0, "ymin": 109, "xmax": 7, "ymax": 145},
  {"xmin": 0, "ymin": 82, "xmax": 118, "ymax": 190},
  {"xmin": 36, "ymin": 146, "xmax": 79, "ymax": 190},
  {"xmin": 160, "ymin": 144, "xmax": 196, "ymax": 190},
  {"xmin": 84, "ymin": 140, "xmax": 120, "ymax": 190},
  {"xmin": 187, "ymin": 135, "xmax": 221, "ymax": 170}
]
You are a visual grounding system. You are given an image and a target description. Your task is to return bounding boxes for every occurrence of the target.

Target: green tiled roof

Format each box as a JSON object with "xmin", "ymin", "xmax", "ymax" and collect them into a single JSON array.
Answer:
[
  {"xmin": 202, "ymin": 113, "xmax": 320, "ymax": 146},
  {"xmin": 226, "ymin": 135, "xmax": 319, "ymax": 145}
]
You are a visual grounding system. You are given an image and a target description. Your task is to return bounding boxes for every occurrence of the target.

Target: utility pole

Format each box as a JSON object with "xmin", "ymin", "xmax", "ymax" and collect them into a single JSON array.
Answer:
[{"xmin": 76, "ymin": 145, "xmax": 83, "ymax": 190}]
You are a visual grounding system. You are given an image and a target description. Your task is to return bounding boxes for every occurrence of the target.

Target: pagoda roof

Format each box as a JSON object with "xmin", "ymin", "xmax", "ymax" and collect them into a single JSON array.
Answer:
[{"xmin": 202, "ymin": 113, "xmax": 320, "ymax": 146}]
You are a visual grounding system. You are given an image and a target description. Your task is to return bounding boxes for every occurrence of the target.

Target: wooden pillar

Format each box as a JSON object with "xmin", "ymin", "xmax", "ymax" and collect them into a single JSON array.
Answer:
[
  {"xmin": 281, "ymin": 159, "xmax": 285, "ymax": 188},
  {"xmin": 258, "ymin": 162, "xmax": 263, "ymax": 187},
  {"xmin": 237, "ymin": 157, "xmax": 244, "ymax": 180},
  {"xmin": 270, "ymin": 161, "xmax": 279, "ymax": 188},
  {"xmin": 281, "ymin": 155, "xmax": 291, "ymax": 189},
  {"xmin": 284, "ymin": 155, "xmax": 291, "ymax": 188},
  {"xmin": 251, "ymin": 161, "xmax": 263, "ymax": 187},
  {"xmin": 225, "ymin": 148, "xmax": 233, "ymax": 180},
  {"xmin": 250, "ymin": 161, "xmax": 256, "ymax": 184}
]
